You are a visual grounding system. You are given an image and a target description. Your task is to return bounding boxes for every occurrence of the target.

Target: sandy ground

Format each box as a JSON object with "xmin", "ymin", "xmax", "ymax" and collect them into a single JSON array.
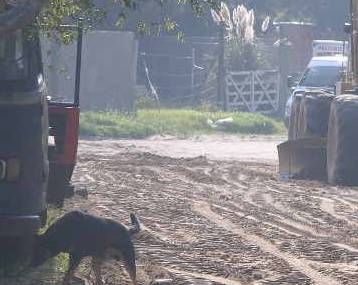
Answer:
[
  {"xmin": 80, "ymin": 135, "xmax": 283, "ymax": 163},
  {"xmin": 6, "ymin": 136, "xmax": 358, "ymax": 285}
]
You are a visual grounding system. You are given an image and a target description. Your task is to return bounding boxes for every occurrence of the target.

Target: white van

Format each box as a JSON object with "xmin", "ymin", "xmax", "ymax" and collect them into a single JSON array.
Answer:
[{"xmin": 285, "ymin": 53, "xmax": 348, "ymax": 126}]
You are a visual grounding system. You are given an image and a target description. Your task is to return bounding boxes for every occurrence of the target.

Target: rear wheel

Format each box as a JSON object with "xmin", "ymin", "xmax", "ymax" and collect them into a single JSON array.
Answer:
[
  {"xmin": 327, "ymin": 95, "xmax": 358, "ymax": 185},
  {"xmin": 0, "ymin": 235, "xmax": 34, "ymax": 272},
  {"xmin": 47, "ymin": 182, "xmax": 65, "ymax": 207},
  {"xmin": 47, "ymin": 164, "xmax": 75, "ymax": 207}
]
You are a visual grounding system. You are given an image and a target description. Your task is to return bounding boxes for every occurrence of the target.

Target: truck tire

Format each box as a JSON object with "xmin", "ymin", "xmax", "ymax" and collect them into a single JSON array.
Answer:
[
  {"xmin": 47, "ymin": 180, "xmax": 65, "ymax": 207},
  {"xmin": 0, "ymin": 235, "xmax": 34, "ymax": 269},
  {"xmin": 327, "ymin": 95, "xmax": 358, "ymax": 185},
  {"xmin": 47, "ymin": 164, "xmax": 75, "ymax": 207},
  {"xmin": 288, "ymin": 94, "xmax": 303, "ymax": 140},
  {"xmin": 299, "ymin": 92, "xmax": 334, "ymax": 138}
]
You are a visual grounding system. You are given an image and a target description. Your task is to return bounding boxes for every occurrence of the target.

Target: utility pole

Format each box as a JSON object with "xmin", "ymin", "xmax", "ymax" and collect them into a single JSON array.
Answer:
[
  {"xmin": 74, "ymin": 19, "xmax": 83, "ymax": 107},
  {"xmin": 277, "ymin": 24, "xmax": 292, "ymax": 116}
]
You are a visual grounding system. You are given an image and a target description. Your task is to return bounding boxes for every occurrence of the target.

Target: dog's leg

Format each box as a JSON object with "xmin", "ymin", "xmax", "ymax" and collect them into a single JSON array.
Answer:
[
  {"xmin": 91, "ymin": 256, "xmax": 105, "ymax": 285},
  {"xmin": 63, "ymin": 253, "xmax": 81, "ymax": 285}
]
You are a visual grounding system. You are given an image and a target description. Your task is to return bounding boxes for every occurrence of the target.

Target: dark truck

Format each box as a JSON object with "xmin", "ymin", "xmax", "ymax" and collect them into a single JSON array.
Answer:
[{"xmin": 0, "ymin": 25, "xmax": 82, "ymax": 263}]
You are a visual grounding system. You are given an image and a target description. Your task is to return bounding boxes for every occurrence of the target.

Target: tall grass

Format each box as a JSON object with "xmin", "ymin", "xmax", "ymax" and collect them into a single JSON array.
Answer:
[{"xmin": 80, "ymin": 109, "xmax": 285, "ymax": 139}]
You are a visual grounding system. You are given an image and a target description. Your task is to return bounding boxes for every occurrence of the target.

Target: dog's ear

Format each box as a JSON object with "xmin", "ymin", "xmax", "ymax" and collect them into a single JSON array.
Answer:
[{"xmin": 129, "ymin": 213, "xmax": 141, "ymax": 235}]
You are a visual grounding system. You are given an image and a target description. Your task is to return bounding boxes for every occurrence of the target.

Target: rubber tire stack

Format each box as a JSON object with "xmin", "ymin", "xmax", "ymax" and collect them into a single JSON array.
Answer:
[
  {"xmin": 327, "ymin": 95, "xmax": 358, "ymax": 185},
  {"xmin": 299, "ymin": 91, "xmax": 334, "ymax": 138}
]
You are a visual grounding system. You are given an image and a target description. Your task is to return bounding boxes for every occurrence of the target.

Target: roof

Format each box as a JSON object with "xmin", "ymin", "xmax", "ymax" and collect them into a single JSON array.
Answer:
[
  {"xmin": 273, "ymin": 21, "xmax": 315, "ymax": 27},
  {"xmin": 312, "ymin": 40, "xmax": 349, "ymax": 57},
  {"xmin": 308, "ymin": 55, "xmax": 348, "ymax": 68}
]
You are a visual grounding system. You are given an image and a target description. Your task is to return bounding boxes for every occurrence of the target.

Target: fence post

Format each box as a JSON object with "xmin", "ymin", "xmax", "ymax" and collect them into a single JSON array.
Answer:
[
  {"xmin": 278, "ymin": 44, "xmax": 292, "ymax": 115},
  {"xmin": 191, "ymin": 48, "xmax": 195, "ymax": 105},
  {"xmin": 218, "ymin": 23, "xmax": 227, "ymax": 111},
  {"xmin": 277, "ymin": 23, "xmax": 292, "ymax": 116},
  {"xmin": 251, "ymin": 71, "xmax": 255, "ymax": 112}
]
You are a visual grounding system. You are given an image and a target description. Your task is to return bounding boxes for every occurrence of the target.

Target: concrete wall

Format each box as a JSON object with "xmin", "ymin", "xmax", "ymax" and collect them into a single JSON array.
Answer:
[{"xmin": 41, "ymin": 31, "xmax": 138, "ymax": 112}]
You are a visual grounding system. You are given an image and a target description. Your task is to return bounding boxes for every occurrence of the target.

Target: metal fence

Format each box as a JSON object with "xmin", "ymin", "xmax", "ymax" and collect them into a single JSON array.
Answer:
[
  {"xmin": 137, "ymin": 36, "xmax": 282, "ymax": 112},
  {"xmin": 137, "ymin": 36, "xmax": 219, "ymax": 108},
  {"xmin": 139, "ymin": 50, "xmax": 206, "ymax": 106}
]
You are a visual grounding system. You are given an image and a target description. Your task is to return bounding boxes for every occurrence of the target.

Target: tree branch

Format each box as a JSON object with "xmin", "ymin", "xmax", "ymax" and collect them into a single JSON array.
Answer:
[{"xmin": 0, "ymin": 0, "xmax": 47, "ymax": 33}]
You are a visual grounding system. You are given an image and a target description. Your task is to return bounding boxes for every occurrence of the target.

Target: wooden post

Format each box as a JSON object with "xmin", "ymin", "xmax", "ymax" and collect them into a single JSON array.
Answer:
[
  {"xmin": 218, "ymin": 23, "xmax": 227, "ymax": 111},
  {"xmin": 278, "ymin": 25, "xmax": 292, "ymax": 116},
  {"xmin": 251, "ymin": 71, "xmax": 255, "ymax": 112},
  {"xmin": 191, "ymin": 48, "xmax": 195, "ymax": 104},
  {"xmin": 74, "ymin": 20, "xmax": 83, "ymax": 107},
  {"xmin": 0, "ymin": 0, "xmax": 6, "ymax": 12}
]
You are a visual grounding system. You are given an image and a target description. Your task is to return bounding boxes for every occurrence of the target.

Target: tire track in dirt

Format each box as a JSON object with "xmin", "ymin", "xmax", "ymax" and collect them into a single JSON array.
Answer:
[
  {"xmin": 335, "ymin": 197, "xmax": 358, "ymax": 214},
  {"xmin": 241, "ymin": 188, "xmax": 331, "ymax": 239},
  {"xmin": 212, "ymin": 203, "xmax": 325, "ymax": 239},
  {"xmin": 193, "ymin": 201, "xmax": 343, "ymax": 285},
  {"xmin": 320, "ymin": 197, "xmax": 355, "ymax": 225},
  {"xmin": 333, "ymin": 243, "xmax": 358, "ymax": 253},
  {"xmin": 251, "ymin": 184, "xmax": 358, "ymax": 247},
  {"xmin": 308, "ymin": 260, "xmax": 358, "ymax": 271},
  {"xmin": 212, "ymin": 203, "xmax": 302, "ymax": 238},
  {"xmin": 168, "ymin": 268, "xmax": 244, "ymax": 285},
  {"xmin": 42, "ymin": 140, "xmax": 358, "ymax": 285}
]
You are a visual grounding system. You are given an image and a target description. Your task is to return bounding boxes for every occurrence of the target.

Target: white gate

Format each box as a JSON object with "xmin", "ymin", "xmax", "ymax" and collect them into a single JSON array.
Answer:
[{"xmin": 226, "ymin": 70, "xmax": 280, "ymax": 113}]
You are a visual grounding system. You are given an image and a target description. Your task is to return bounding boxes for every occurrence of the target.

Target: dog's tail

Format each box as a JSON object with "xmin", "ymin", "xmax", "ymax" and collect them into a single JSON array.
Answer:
[{"xmin": 128, "ymin": 213, "xmax": 141, "ymax": 236}]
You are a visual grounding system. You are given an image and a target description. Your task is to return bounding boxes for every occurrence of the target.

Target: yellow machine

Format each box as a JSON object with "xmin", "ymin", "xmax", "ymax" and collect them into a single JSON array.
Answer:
[{"xmin": 278, "ymin": 0, "xmax": 358, "ymax": 185}]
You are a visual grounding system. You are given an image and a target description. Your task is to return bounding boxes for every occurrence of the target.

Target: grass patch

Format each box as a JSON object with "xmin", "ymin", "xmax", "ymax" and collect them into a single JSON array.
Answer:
[
  {"xmin": 38, "ymin": 208, "xmax": 69, "ymax": 274},
  {"xmin": 80, "ymin": 109, "xmax": 285, "ymax": 139}
]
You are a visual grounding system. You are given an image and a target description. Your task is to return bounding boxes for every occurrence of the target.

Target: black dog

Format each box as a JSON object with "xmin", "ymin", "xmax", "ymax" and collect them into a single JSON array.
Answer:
[{"xmin": 32, "ymin": 211, "xmax": 141, "ymax": 285}]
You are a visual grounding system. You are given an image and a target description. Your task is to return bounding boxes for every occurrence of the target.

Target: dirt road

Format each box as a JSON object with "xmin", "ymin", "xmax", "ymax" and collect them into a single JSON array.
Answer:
[
  {"xmin": 98, "ymin": 135, "xmax": 283, "ymax": 163},
  {"xmin": 10, "ymin": 136, "xmax": 358, "ymax": 285}
]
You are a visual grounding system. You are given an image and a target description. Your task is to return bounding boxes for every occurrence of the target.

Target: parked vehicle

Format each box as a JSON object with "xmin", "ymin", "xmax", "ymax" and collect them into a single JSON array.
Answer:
[
  {"xmin": 0, "ymin": 26, "xmax": 48, "ymax": 264},
  {"xmin": 285, "ymin": 52, "xmax": 348, "ymax": 126},
  {"xmin": 0, "ymin": 24, "xmax": 82, "ymax": 264}
]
